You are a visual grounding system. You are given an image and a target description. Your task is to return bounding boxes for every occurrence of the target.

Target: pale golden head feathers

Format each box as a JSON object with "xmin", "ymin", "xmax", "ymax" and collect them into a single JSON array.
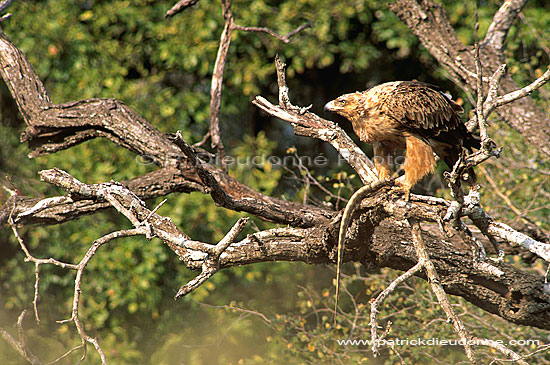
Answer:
[{"xmin": 324, "ymin": 92, "xmax": 367, "ymax": 122}]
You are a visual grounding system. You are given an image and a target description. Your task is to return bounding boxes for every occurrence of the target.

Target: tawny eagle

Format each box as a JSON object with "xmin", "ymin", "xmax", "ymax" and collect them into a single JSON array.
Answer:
[
  {"xmin": 324, "ymin": 81, "xmax": 479, "ymax": 195},
  {"xmin": 325, "ymin": 81, "xmax": 480, "ymax": 321}
]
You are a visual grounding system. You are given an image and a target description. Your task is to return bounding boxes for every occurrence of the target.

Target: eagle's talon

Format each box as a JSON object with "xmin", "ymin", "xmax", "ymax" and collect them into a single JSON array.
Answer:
[{"xmin": 390, "ymin": 180, "xmax": 412, "ymax": 201}]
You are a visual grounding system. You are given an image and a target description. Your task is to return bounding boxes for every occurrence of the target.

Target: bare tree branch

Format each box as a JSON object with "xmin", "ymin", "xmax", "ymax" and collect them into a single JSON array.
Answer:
[
  {"xmin": 233, "ymin": 23, "xmax": 311, "ymax": 43},
  {"xmin": 0, "ymin": 311, "xmax": 41, "ymax": 365},
  {"xmin": 207, "ymin": 0, "xmax": 311, "ymax": 170},
  {"xmin": 482, "ymin": 0, "xmax": 528, "ymax": 52},
  {"xmin": 473, "ymin": 337, "xmax": 529, "ymax": 365},
  {"xmin": 8, "ymin": 217, "xmax": 134, "ymax": 364},
  {"xmin": 208, "ymin": 0, "xmax": 233, "ymax": 168},
  {"xmin": 370, "ymin": 262, "xmax": 422, "ymax": 356},
  {"xmin": 165, "ymin": 0, "xmax": 199, "ymax": 18},
  {"xmin": 2, "ymin": 4, "xmax": 550, "ymax": 362},
  {"xmin": 492, "ymin": 66, "xmax": 550, "ymax": 108},
  {"xmin": 409, "ymin": 218, "xmax": 476, "ymax": 364},
  {"xmin": 175, "ymin": 217, "xmax": 249, "ymax": 298},
  {"xmin": 473, "ymin": 7, "xmax": 488, "ymax": 144}
]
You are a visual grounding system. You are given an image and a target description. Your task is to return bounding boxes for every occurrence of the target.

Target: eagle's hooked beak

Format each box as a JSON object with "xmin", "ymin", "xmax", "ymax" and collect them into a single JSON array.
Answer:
[{"xmin": 324, "ymin": 100, "xmax": 335, "ymax": 112}]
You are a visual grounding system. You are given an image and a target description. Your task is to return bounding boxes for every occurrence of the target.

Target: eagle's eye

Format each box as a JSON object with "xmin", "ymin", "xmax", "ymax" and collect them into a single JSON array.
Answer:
[{"xmin": 337, "ymin": 99, "xmax": 347, "ymax": 105}]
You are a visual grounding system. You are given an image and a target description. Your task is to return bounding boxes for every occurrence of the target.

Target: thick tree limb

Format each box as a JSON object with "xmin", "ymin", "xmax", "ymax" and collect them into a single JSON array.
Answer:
[
  {"xmin": 0, "ymin": 168, "xmax": 204, "ymax": 226},
  {"xmin": 482, "ymin": 0, "xmax": 528, "ymax": 52},
  {"xmin": 32, "ymin": 168, "xmax": 550, "ymax": 330},
  {"xmin": 0, "ymin": 28, "xmax": 330, "ymax": 228}
]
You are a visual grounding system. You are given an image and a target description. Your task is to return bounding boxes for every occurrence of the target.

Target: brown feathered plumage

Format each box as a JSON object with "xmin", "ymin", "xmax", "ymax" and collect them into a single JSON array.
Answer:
[
  {"xmin": 325, "ymin": 81, "xmax": 479, "ymax": 322},
  {"xmin": 324, "ymin": 81, "xmax": 479, "ymax": 194}
]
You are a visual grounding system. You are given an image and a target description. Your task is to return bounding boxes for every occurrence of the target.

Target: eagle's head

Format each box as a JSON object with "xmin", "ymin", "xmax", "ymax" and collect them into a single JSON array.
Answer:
[{"xmin": 324, "ymin": 92, "xmax": 366, "ymax": 122}]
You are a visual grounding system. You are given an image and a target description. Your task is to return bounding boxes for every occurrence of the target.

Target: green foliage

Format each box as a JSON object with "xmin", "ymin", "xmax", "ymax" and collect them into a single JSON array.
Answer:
[{"xmin": 265, "ymin": 265, "xmax": 550, "ymax": 363}]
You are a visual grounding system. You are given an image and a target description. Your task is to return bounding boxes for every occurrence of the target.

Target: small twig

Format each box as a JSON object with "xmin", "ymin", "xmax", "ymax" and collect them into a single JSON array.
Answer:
[
  {"xmin": 290, "ymin": 150, "xmax": 347, "ymax": 205},
  {"xmin": 191, "ymin": 299, "xmax": 272, "ymax": 324},
  {"xmin": 145, "ymin": 199, "xmax": 167, "ymax": 221},
  {"xmin": 192, "ymin": 130, "xmax": 211, "ymax": 148},
  {"xmin": 466, "ymin": 64, "xmax": 507, "ymax": 132},
  {"xmin": 9, "ymin": 213, "xmax": 79, "ymax": 325},
  {"xmin": 473, "ymin": 337, "xmax": 529, "ymax": 365},
  {"xmin": 370, "ymin": 262, "xmax": 422, "ymax": 356},
  {"xmin": 473, "ymin": 6, "xmax": 488, "ymax": 145},
  {"xmin": 408, "ymin": 218, "xmax": 477, "ymax": 364},
  {"xmin": 213, "ymin": 217, "xmax": 249, "ymax": 258},
  {"xmin": 0, "ymin": 0, "xmax": 14, "ymax": 14},
  {"xmin": 466, "ymin": 64, "xmax": 550, "ymax": 132},
  {"xmin": 492, "ymin": 66, "xmax": 550, "ymax": 108},
  {"xmin": 482, "ymin": 64, "xmax": 507, "ymax": 116},
  {"xmin": 233, "ymin": 23, "xmax": 311, "ymax": 44},
  {"xmin": 33, "ymin": 263, "xmax": 40, "ymax": 324},
  {"xmin": 47, "ymin": 345, "xmax": 84, "ymax": 365},
  {"xmin": 0, "ymin": 311, "xmax": 41, "ymax": 365},
  {"xmin": 520, "ymin": 343, "xmax": 550, "ymax": 363},
  {"xmin": 175, "ymin": 217, "xmax": 249, "ymax": 298},
  {"xmin": 275, "ymin": 55, "xmax": 292, "ymax": 108},
  {"xmin": 164, "ymin": 0, "xmax": 199, "ymax": 18},
  {"xmin": 61, "ymin": 228, "xmax": 145, "ymax": 364},
  {"xmin": 478, "ymin": 165, "xmax": 530, "ymax": 225},
  {"xmin": 518, "ymin": 13, "xmax": 550, "ymax": 58}
]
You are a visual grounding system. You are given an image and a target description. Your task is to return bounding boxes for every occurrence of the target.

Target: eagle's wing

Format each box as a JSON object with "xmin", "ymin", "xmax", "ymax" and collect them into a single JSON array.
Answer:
[{"xmin": 378, "ymin": 81, "xmax": 463, "ymax": 139}]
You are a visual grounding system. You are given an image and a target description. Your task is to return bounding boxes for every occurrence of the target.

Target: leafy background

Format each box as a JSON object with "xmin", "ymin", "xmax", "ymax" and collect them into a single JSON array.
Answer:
[{"xmin": 1, "ymin": 0, "xmax": 549, "ymax": 363}]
